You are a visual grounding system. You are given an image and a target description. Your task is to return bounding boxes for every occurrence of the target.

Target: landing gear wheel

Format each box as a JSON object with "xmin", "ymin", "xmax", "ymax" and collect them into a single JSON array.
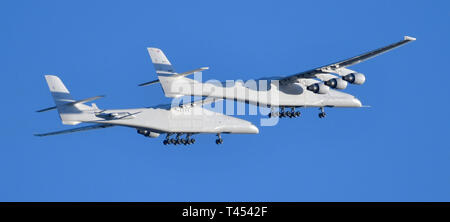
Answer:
[
  {"xmin": 318, "ymin": 107, "xmax": 326, "ymax": 118},
  {"xmin": 295, "ymin": 111, "xmax": 301, "ymax": 117},
  {"xmin": 163, "ymin": 140, "xmax": 168, "ymax": 145},
  {"xmin": 215, "ymin": 134, "xmax": 223, "ymax": 144}
]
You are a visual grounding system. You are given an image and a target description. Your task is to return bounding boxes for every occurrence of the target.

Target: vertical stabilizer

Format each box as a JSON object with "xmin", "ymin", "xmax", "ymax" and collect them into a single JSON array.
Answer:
[
  {"xmin": 44, "ymin": 75, "xmax": 92, "ymax": 125},
  {"xmin": 147, "ymin": 48, "xmax": 176, "ymax": 74},
  {"xmin": 147, "ymin": 48, "xmax": 191, "ymax": 97},
  {"xmin": 45, "ymin": 75, "xmax": 74, "ymax": 105}
]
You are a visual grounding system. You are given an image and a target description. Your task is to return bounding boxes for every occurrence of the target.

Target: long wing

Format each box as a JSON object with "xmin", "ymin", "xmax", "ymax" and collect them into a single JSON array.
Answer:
[
  {"xmin": 34, "ymin": 124, "xmax": 114, "ymax": 137},
  {"xmin": 184, "ymin": 96, "xmax": 223, "ymax": 107},
  {"xmin": 280, "ymin": 36, "xmax": 416, "ymax": 85}
]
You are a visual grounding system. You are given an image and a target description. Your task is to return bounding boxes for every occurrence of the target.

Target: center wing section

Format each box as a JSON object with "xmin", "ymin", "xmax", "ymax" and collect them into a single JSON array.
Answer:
[{"xmin": 279, "ymin": 36, "xmax": 416, "ymax": 85}]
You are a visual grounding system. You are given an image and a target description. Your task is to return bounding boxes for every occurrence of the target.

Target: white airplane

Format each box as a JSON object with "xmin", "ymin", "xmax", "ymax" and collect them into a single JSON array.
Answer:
[
  {"xmin": 140, "ymin": 36, "xmax": 416, "ymax": 118},
  {"xmin": 35, "ymin": 75, "xmax": 259, "ymax": 145}
]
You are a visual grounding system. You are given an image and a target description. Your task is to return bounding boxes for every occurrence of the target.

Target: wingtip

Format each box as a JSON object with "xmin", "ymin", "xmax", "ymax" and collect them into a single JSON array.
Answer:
[{"xmin": 404, "ymin": 36, "xmax": 417, "ymax": 41}]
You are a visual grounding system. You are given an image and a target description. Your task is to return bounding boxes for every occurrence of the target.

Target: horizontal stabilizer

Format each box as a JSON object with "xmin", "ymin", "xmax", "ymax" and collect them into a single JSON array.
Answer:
[
  {"xmin": 37, "ymin": 96, "xmax": 105, "ymax": 112},
  {"xmin": 68, "ymin": 95, "xmax": 105, "ymax": 105},
  {"xmin": 138, "ymin": 79, "xmax": 160, "ymax": 86},
  {"xmin": 139, "ymin": 67, "xmax": 209, "ymax": 87},
  {"xmin": 34, "ymin": 124, "xmax": 114, "ymax": 137},
  {"xmin": 404, "ymin": 36, "xmax": 416, "ymax": 41},
  {"xmin": 178, "ymin": 67, "xmax": 209, "ymax": 77},
  {"xmin": 36, "ymin": 106, "xmax": 57, "ymax": 113}
]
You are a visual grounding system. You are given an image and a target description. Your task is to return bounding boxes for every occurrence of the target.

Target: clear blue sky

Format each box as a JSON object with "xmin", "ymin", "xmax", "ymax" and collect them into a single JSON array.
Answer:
[{"xmin": 1, "ymin": 0, "xmax": 449, "ymax": 201}]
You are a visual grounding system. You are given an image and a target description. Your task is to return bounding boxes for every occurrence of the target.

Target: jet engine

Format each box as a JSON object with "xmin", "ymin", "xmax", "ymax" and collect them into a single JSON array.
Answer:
[
  {"xmin": 324, "ymin": 78, "xmax": 348, "ymax": 89},
  {"xmin": 307, "ymin": 83, "xmax": 330, "ymax": 94},
  {"xmin": 137, "ymin": 129, "xmax": 160, "ymax": 138},
  {"xmin": 342, "ymin": 73, "xmax": 366, "ymax": 85}
]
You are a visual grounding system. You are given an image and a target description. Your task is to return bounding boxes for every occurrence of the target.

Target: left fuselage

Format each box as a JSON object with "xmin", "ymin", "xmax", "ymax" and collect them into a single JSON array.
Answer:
[{"xmin": 80, "ymin": 106, "xmax": 259, "ymax": 134}]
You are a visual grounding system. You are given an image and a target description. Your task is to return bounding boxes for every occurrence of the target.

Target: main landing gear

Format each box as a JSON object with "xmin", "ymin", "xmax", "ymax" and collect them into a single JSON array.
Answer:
[
  {"xmin": 318, "ymin": 107, "xmax": 326, "ymax": 118},
  {"xmin": 269, "ymin": 107, "xmax": 301, "ymax": 118},
  {"xmin": 163, "ymin": 133, "xmax": 195, "ymax": 145},
  {"xmin": 215, "ymin": 133, "xmax": 223, "ymax": 145}
]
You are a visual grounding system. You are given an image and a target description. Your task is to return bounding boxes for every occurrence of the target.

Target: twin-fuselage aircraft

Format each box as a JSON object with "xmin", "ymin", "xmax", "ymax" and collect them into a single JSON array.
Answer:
[{"xmin": 36, "ymin": 36, "xmax": 416, "ymax": 145}]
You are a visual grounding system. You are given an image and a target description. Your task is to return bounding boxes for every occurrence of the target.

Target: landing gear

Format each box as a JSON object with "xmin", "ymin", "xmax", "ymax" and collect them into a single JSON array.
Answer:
[
  {"xmin": 215, "ymin": 133, "xmax": 223, "ymax": 145},
  {"xmin": 184, "ymin": 134, "xmax": 195, "ymax": 145},
  {"xmin": 163, "ymin": 133, "xmax": 196, "ymax": 145},
  {"xmin": 268, "ymin": 107, "xmax": 279, "ymax": 118},
  {"xmin": 318, "ymin": 107, "xmax": 326, "ymax": 118},
  {"xmin": 163, "ymin": 133, "xmax": 172, "ymax": 145},
  {"xmin": 174, "ymin": 133, "xmax": 181, "ymax": 145},
  {"xmin": 269, "ymin": 107, "xmax": 301, "ymax": 119},
  {"xmin": 279, "ymin": 107, "xmax": 285, "ymax": 118}
]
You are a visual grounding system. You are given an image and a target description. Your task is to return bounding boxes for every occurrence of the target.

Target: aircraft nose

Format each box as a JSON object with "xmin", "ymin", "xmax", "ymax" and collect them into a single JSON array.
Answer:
[
  {"xmin": 352, "ymin": 98, "xmax": 362, "ymax": 107},
  {"xmin": 247, "ymin": 124, "xmax": 259, "ymax": 134}
]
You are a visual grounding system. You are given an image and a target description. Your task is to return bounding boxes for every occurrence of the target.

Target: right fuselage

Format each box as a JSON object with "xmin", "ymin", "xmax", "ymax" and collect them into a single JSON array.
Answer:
[{"xmin": 162, "ymin": 76, "xmax": 362, "ymax": 108}]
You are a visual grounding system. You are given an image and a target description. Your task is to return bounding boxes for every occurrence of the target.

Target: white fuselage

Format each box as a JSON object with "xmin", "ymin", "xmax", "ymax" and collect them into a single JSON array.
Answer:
[
  {"xmin": 73, "ymin": 105, "xmax": 259, "ymax": 134},
  {"xmin": 160, "ymin": 76, "xmax": 362, "ymax": 108}
]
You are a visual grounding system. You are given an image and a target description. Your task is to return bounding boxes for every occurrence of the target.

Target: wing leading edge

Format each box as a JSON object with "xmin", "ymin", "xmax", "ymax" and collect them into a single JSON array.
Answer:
[{"xmin": 280, "ymin": 36, "xmax": 416, "ymax": 84}]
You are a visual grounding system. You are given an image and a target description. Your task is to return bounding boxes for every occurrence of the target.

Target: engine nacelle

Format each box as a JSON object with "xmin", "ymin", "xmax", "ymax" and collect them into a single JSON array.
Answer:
[
  {"xmin": 342, "ymin": 73, "xmax": 366, "ymax": 85},
  {"xmin": 324, "ymin": 78, "xmax": 348, "ymax": 89},
  {"xmin": 307, "ymin": 83, "xmax": 330, "ymax": 94},
  {"xmin": 137, "ymin": 129, "xmax": 160, "ymax": 138}
]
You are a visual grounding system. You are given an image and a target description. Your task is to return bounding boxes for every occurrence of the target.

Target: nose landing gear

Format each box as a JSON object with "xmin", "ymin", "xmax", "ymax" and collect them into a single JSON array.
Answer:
[
  {"xmin": 318, "ymin": 107, "xmax": 326, "ymax": 118},
  {"xmin": 215, "ymin": 133, "xmax": 223, "ymax": 145}
]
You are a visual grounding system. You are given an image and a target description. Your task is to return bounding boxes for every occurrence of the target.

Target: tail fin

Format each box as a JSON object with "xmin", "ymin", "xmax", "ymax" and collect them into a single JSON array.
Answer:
[
  {"xmin": 147, "ymin": 48, "xmax": 176, "ymax": 74},
  {"xmin": 146, "ymin": 48, "xmax": 197, "ymax": 97},
  {"xmin": 44, "ymin": 75, "xmax": 96, "ymax": 125}
]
